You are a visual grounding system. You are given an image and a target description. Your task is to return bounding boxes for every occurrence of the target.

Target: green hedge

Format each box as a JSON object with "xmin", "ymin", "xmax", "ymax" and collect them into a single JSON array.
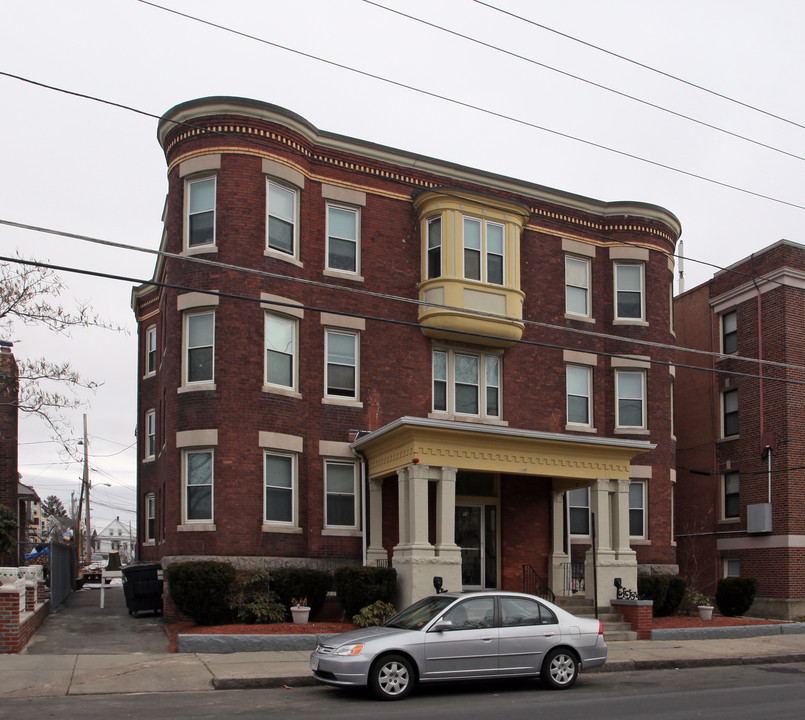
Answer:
[
  {"xmin": 165, "ymin": 561, "xmax": 236, "ymax": 625},
  {"xmin": 268, "ymin": 568, "xmax": 331, "ymax": 620},
  {"xmin": 657, "ymin": 576, "xmax": 687, "ymax": 616},
  {"xmin": 637, "ymin": 575, "xmax": 669, "ymax": 616},
  {"xmin": 716, "ymin": 577, "xmax": 759, "ymax": 616},
  {"xmin": 334, "ymin": 566, "xmax": 397, "ymax": 617}
]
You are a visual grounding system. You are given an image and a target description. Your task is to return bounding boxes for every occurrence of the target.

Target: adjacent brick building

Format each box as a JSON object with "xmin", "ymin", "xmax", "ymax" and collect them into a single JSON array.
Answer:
[
  {"xmin": 675, "ymin": 239, "xmax": 805, "ymax": 619},
  {"xmin": 133, "ymin": 97, "xmax": 681, "ymax": 607}
]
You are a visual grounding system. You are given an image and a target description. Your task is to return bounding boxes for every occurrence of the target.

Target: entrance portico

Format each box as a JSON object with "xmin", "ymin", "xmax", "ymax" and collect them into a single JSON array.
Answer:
[{"xmin": 353, "ymin": 417, "xmax": 654, "ymax": 608}]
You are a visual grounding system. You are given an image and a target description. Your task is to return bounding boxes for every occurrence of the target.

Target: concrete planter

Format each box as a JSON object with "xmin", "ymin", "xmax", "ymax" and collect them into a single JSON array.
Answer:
[
  {"xmin": 698, "ymin": 605, "xmax": 714, "ymax": 621},
  {"xmin": 291, "ymin": 606, "xmax": 310, "ymax": 624}
]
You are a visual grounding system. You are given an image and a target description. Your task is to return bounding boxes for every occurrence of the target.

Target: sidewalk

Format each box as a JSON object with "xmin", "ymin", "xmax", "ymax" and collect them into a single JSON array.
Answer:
[{"xmin": 2, "ymin": 585, "xmax": 804, "ymax": 698}]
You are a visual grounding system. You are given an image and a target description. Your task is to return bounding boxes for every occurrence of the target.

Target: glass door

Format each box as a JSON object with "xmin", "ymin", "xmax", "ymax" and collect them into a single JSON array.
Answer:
[{"xmin": 455, "ymin": 504, "xmax": 497, "ymax": 589}]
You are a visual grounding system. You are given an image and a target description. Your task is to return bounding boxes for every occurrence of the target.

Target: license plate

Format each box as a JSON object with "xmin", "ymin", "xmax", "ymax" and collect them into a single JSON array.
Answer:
[{"xmin": 310, "ymin": 656, "xmax": 319, "ymax": 671}]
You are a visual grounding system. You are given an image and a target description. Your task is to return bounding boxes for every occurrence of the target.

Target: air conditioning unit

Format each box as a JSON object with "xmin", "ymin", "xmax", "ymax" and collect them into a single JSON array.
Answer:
[{"xmin": 747, "ymin": 503, "xmax": 772, "ymax": 534}]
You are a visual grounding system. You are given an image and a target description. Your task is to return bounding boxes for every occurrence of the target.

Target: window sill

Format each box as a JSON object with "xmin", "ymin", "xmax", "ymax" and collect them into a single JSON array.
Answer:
[
  {"xmin": 614, "ymin": 428, "xmax": 650, "ymax": 436},
  {"xmin": 143, "ymin": 456, "xmax": 155, "ymax": 464},
  {"xmin": 322, "ymin": 397, "xmax": 363, "ymax": 408},
  {"xmin": 428, "ymin": 412, "xmax": 508, "ymax": 426},
  {"xmin": 565, "ymin": 424, "xmax": 598, "ymax": 433},
  {"xmin": 262, "ymin": 524, "xmax": 303, "ymax": 534},
  {"xmin": 143, "ymin": 372, "xmax": 156, "ymax": 380},
  {"xmin": 629, "ymin": 539, "xmax": 651, "ymax": 546},
  {"xmin": 323, "ymin": 269, "xmax": 365, "ymax": 283},
  {"xmin": 322, "ymin": 528, "xmax": 362, "ymax": 537},
  {"xmin": 612, "ymin": 319, "xmax": 649, "ymax": 327},
  {"xmin": 142, "ymin": 540, "xmax": 155, "ymax": 547},
  {"xmin": 183, "ymin": 246, "xmax": 218, "ymax": 256},
  {"xmin": 717, "ymin": 434, "xmax": 740, "ymax": 443},
  {"xmin": 264, "ymin": 249, "xmax": 303, "ymax": 268},
  {"xmin": 564, "ymin": 313, "xmax": 595, "ymax": 324},
  {"xmin": 178, "ymin": 383, "xmax": 217, "ymax": 394},
  {"xmin": 719, "ymin": 517, "xmax": 740, "ymax": 525},
  {"xmin": 263, "ymin": 385, "xmax": 302, "ymax": 399},
  {"xmin": 177, "ymin": 523, "xmax": 216, "ymax": 532}
]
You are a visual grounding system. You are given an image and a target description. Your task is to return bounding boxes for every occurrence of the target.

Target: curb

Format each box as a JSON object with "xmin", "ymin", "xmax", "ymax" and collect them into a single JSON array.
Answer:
[{"xmin": 650, "ymin": 622, "xmax": 805, "ymax": 641}]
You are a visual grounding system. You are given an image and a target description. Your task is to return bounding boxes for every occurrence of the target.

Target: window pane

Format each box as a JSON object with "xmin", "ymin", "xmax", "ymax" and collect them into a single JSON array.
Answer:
[
  {"xmin": 464, "ymin": 248, "xmax": 481, "ymax": 280},
  {"xmin": 188, "ymin": 314, "xmax": 214, "ymax": 346},
  {"xmin": 619, "ymin": 399, "xmax": 643, "ymax": 427},
  {"xmin": 724, "ymin": 390, "xmax": 738, "ymax": 414},
  {"xmin": 486, "ymin": 386, "xmax": 499, "ymax": 416},
  {"xmin": 428, "ymin": 217, "xmax": 442, "ymax": 249},
  {"xmin": 329, "ymin": 206, "xmax": 356, "ymax": 240},
  {"xmin": 617, "ymin": 292, "xmax": 642, "ymax": 319},
  {"xmin": 266, "ymin": 352, "xmax": 292, "ymax": 386},
  {"xmin": 566, "ymin": 285, "xmax": 588, "ymax": 315},
  {"xmin": 455, "ymin": 355, "xmax": 479, "ymax": 384},
  {"xmin": 328, "ymin": 236, "xmax": 356, "ymax": 272},
  {"xmin": 629, "ymin": 508, "xmax": 643, "ymax": 537},
  {"xmin": 327, "ymin": 495, "xmax": 355, "ymax": 526},
  {"xmin": 187, "ymin": 486, "xmax": 211, "ymax": 520},
  {"xmin": 434, "ymin": 381, "xmax": 447, "ymax": 411},
  {"xmin": 487, "ymin": 254, "xmax": 503, "ymax": 285},
  {"xmin": 566, "ymin": 366, "xmax": 589, "ymax": 395},
  {"xmin": 268, "ymin": 216, "xmax": 294, "ymax": 253},
  {"xmin": 487, "ymin": 223, "xmax": 503, "ymax": 254},
  {"xmin": 328, "ymin": 332, "xmax": 355, "ymax": 364},
  {"xmin": 463, "ymin": 218, "xmax": 481, "ymax": 249},
  {"xmin": 566, "ymin": 257, "xmax": 588, "ymax": 287},
  {"xmin": 189, "ymin": 212, "xmax": 214, "ymax": 246},
  {"xmin": 569, "ymin": 507, "xmax": 589, "ymax": 535},
  {"xmin": 433, "ymin": 351, "xmax": 447, "ymax": 381},
  {"xmin": 629, "ymin": 482, "xmax": 643, "ymax": 509},
  {"xmin": 618, "ymin": 372, "xmax": 642, "ymax": 398},
  {"xmin": 187, "ymin": 452, "xmax": 212, "ymax": 484},
  {"xmin": 567, "ymin": 395, "xmax": 589, "ymax": 424},
  {"xmin": 327, "ymin": 364, "xmax": 355, "ymax": 395},
  {"xmin": 266, "ymin": 454, "xmax": 292, "ymax": 488},
  {"xmin": 617, "ymin": 264, "xmax": 641, "ymax": 291},
  {"xmin": 269, "ymin": 183, "xmax": 294, "ymax": 222},
  {"xmin": 266, "ymin": 487, "xmax": 292, "ymax": 523},
  {"xmin": 266, "ymin": 315, "xmax": 293, "ymax": 353},
  {"xmin": 326, "ymin": 463, "xmax": 354, "ymax": 494},
  {"xmin": 455, "ymin": 384, "xmax": 479, "ymax": 414},
  {"xmin": 189, "ymin": 178, "xmax": 215, "ymax": 213},
  {"xmin": 188, "ymin": 347, "xmax": 213, "ymax": 383},
  {"xmin": 486, "ymin": 356, "xmax": 499, "ymax": 386}
]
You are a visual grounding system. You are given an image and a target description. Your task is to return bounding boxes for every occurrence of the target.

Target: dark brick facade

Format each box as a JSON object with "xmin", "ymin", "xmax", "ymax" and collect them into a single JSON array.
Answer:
[{"xmin": 134, "ymin": 98, "xmax": 680, "ymax": 595}]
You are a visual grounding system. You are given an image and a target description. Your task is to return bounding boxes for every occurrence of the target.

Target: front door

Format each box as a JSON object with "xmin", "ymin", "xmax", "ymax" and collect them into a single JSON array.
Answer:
[{"xmin": 455, "ymin": 504, "xmax": 498, "ymax": 589}]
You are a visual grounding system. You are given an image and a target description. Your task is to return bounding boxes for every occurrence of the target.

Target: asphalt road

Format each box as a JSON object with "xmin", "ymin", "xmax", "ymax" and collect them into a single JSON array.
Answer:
[{"xmin": 4, "ymin": 662, "xmax": 805, "ymax": 719}]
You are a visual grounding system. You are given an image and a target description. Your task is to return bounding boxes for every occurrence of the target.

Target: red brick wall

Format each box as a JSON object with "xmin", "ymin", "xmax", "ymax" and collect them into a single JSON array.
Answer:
[{"xmin": 136, "ymin": 102, "xmax": 679, "ymax": 575}]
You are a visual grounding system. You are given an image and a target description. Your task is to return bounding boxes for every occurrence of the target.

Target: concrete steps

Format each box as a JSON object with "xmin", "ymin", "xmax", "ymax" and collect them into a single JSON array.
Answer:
[{"xmin": 556, "ymin": 595, "xmax": 638, "ymax": 641}]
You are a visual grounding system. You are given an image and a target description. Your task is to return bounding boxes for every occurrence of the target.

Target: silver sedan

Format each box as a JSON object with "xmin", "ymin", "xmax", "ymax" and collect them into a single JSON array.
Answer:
[{"xmin": 310, "ymin": 590, "xmax": 607, "ymax": 700}]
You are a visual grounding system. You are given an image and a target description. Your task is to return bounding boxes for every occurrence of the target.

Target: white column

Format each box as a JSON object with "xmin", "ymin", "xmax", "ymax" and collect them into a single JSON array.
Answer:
[
  {"xmin": 408, "ymin": 462, "xmax": 431, "ymax": 550},
  {"xmin": 550, "ymin": 490, "xmax": 570, "ymax": 595},
  {"xmin": 395, "ymin": 467, "xmax": 409, "ymax": 549},
  {"xmin": 434, "ymin": 466, "xmax": 459, "ymax": 553},
  {"xmin": 366, "ymin": 478, "xmax": 386, "ymax": 566}
]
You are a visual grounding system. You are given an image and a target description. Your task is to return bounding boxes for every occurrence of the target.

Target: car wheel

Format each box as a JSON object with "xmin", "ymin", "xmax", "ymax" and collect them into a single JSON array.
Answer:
[
  {"xmin": 541, "ymin": 648, "xmax": 579, "ymax": 690},
  {"xmin": 369, "ymin": 654, "xmax": 414, "ymax": 700}
]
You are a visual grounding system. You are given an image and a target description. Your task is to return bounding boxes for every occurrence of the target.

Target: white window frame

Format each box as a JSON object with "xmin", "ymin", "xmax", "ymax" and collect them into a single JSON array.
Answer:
[
  {"xmin": 427, "ymin": 216, "xmax": 442, "ymax": 279},
  {"xmin": 326, "ymin": 203, "xmax": 360, "ymax": 274},
  {"xmin": 183, "ymin": 449, "xmax": 214, "ymax": 524},
  {"xmin": 145, "ymin": 409, "xmax": 156, "ymax": 460},
  {"xmin": 724, "ymin": 558, "xmax": 740, "ymax": 578},
  {"xmin": 266, "ymin": 179, "xmax": 298, "ymax": 258},
  {"xmin": 186, "ymin": 176, "xmax": 216, "ymax": 249},
  {"xmin": 324, "ymin": 459, "xmax": 359, "ymax": 529},
  {"xmin": 722, "ymin": 471, "xmax": 740, "ymax": 520},
  {"xmin": 462, "ymin": 216, "xmax": 505, "ymax": 285},
  {"xmin": 721, "ymin": 310, "xmax": 737, "ymax": 355},
  {"xmin": 325, "ymin": 329, "xmax": 359, "ymax": 400},
  {"xmin": 265, "ymin": 313, "xmax": 297, "ymax": 390},
  {"xmin": 722, "ymin": 388, "xmax": 739, "ymax": 437},
  {"xmin": 145, "ymin": 325, "xmax": 157, "ymax": 376},
  {"xmin": 183, "ymin": 311, "xmax": 215, "ymax": 386},
  {"xmin": 614, "ymin": 262, "xmax": 645, "ymax": 321},
  {"xmin": 566, "ymin": 364, "xmax": 592, "ymax": 427},
  {"xmin": 432, "ymin": 348, "xmax": 502, "ymax": 419},
  {"xmin": 264, "ymin": 451, "xmax": 297, "ymax": 526},
  {"xmin": 565, "ymin": 255, "xmax": 591, "ymax": 317},
  {"xmin": 615, "ymin": 369, "xmax": 646, "ymax": 429},
  {"xmin": 568, "ymin": 487, "xmax": 590, "ymax": 536},
  {"xmin": 629, "ymin": 481, "xmax": 646, "ymax": 539},
  {"xmin": 145, "ymin": 493, "xmax": 156, "ymax": 543}
]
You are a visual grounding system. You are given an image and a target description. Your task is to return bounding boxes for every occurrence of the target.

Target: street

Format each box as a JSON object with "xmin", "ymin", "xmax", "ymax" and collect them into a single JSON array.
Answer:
[{"xmin": 4, "ymin": 662, "xmax": 805, "ymax": 719}]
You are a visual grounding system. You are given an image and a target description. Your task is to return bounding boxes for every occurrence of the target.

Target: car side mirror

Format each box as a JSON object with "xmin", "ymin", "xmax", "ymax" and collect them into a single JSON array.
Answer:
[{"xmin": 430, "ymin": 621, "xmax": 453, "ymax": 632}]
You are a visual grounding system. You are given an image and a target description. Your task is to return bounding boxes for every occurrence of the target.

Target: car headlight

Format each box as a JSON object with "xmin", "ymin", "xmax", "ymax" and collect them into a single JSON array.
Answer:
[{"xmin": 333, "ymin": 643, "xmax": 364, "ymax": 656}]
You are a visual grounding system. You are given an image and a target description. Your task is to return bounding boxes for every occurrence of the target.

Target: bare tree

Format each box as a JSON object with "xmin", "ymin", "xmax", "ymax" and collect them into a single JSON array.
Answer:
[{"xmin": 0, "ymin": 254, "xmax": 126, "ymax": 447}]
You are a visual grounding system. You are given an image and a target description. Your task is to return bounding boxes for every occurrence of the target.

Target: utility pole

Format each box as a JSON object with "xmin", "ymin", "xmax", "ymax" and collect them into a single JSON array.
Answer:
[{"xmin": 82, "ymin": 414, "xmax": 92, "ymax": 564}]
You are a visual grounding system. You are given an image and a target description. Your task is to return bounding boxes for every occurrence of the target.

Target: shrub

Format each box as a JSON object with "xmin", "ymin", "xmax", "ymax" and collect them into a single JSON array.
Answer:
[
  {"xmin": 268, "ymin": 568, "xmax": 331, "ymax": 620},
  {"xmin": 656, "ymin": 576, "xmax": 687, "ymax": 617},
  {"xmin": 637, "ymin": 575, "xmax": 669, "ymax": 615},
  {"xmin": 165, "ymin": 561, "xmax": 236, "ymax": 625},
  {"xmin": 334, "ymin": 566, "xmax": 397, "ymax": 617},
  {"xmin": 716, "ymin": 577, "xmax": 759, "ymax": 616},
  {"xmin": 353, "ymin": 600, "xmax": 397, "ymax": 628},
  {"xmin": 229, "ymin": 570, "xmax": 287, "ymax": 624}
]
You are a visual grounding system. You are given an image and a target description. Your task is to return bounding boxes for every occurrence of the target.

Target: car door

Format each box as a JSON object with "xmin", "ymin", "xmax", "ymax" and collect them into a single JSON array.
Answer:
[
  {"xmin": 497, "ymin": 596, "xmax": 559, "ymax": 675},
  {"xmin": 422, "ymin": 597, "xmax": 498, "ymax": 680}
]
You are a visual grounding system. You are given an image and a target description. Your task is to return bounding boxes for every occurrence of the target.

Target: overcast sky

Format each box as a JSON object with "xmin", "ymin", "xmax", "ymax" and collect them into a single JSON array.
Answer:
[{"xmin": 2, "ymin": 0, "xmax": 804, "ymax": 533}]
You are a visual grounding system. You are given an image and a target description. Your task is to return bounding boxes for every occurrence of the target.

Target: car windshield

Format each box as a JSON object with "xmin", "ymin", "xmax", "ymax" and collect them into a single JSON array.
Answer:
[{"xmin": 384, "ymin": 595, "xmax": 456, "ymax": 631}]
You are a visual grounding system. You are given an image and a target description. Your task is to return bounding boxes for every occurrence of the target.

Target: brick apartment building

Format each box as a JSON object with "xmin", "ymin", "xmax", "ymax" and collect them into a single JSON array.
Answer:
[
  {"xmin": 132, "ymin": 97, "xmax": 681, "ymax": 607},
  {"xmin": 675, "ymin": 240, "xmax": 805, "ymax": 619}
]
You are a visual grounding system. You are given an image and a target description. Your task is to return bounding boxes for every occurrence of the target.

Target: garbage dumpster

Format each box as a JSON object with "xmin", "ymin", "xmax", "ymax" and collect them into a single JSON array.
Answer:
[{"xmin": 121, "ymin": 562, "xmax": 163, "ymax": 617}]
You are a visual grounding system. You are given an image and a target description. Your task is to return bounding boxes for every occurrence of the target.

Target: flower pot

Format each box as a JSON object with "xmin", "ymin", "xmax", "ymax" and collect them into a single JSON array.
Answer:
[
  {"xmin": 698, "ymin": 605, "xmax": 714, "ymax": 621},
  {"xmin": 291, "ymin": 606, "xmax": 311, "ymax": 624}
]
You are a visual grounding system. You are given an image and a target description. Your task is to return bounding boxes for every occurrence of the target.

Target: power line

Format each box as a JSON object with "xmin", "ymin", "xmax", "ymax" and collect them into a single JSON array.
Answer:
[
  {"xmin": 363, "ymin": 0, "xmax": 805, "ymax": 164},
  {"xmin": 3, "ymin": 219, "xmax": 804, "ymax": 373},
  {"xmin": 472, "ymin": 0, "xmax": 805, "ymax": 132},
  {"xmin": 123, "ymin": 2, "xmax": 805, "ymax": 211},
  {"xmin": 4, "ymin": 252, "xmax": 805, "ymax": 387}
]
